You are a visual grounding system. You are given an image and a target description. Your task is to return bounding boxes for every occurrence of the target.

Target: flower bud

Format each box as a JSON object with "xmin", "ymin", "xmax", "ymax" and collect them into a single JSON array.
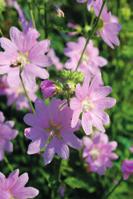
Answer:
[
  {"xmin": 40, "ymin": 80, "xmax": 56, "ymax": 99},
  {"xmin": 121, "ymin": 160, "xmax": 133, "ymax": 180}
]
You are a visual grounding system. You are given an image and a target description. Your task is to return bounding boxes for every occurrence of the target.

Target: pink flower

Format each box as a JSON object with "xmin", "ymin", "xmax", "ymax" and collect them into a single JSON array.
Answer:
[
  {"xmin": 0, "ymin": 169, "xmax": 39, "ymax": 199},
  {"xmin": 94, "ymin": 1, "xmax": 121, "ymax": 48},
  {"xmin": 121, "ymin": 160, "xmax": 133, "ymax": 180},
  {"xmin": 0, "ymin": 74, "xmax": 37, "ymax": 110},
  {"xmin": 83, "ymin": 133, "xmax": 118, "ymax": 175},
  {"xmin": 24, "ymin": 98, "xmax": 81, "ymax": 165},
  {"xmin": 0, "ymin": 26, "xmax": 51, "ymax": 91},
  {"xmin": 70, "ymin": 75, "xmax": 116, "ymax": 134},
  {"xmin": 40, "ymin": 80, "xmax": 56, "ymax": 99},
  {"xmin": 0, "ymin": 111, "xmax": 18, "ymax": 161},
  {"xmin": 77, "ymin": 0, "xmax": 101, "ymax": 10},
  {"xmin": 76, "ymin": 0, "xmax": 121, "ymax": 48},
  {"xmin": 64, "ymin": 37, "xmax": 107, "ymax": 77},
  {"xmin": 48, "ymin": 49, "xmax": 63, "ymax": 71}
]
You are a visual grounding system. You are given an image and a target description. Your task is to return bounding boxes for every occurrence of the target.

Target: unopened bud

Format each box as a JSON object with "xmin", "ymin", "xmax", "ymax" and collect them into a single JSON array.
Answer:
[{"xmin": 40, "ymin": 80, "xmax": 56, "ymax": 99}]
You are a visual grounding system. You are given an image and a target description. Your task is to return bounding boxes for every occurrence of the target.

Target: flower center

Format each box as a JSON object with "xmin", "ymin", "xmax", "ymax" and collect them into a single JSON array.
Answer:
[
  {"xmin": 90, "ymin": 148, "xmax": 100, "ymax": 160},
  {"xmin": 10, "ymin": 197, "xmax": 15, "ymax": 199},
  {"xmin": 17, "ymin": 52, "xmax": 29, "ymax": 66},
  {"xmin": 9, "ymin": 192, "xmax": 15, "ymax": 199},
  {"xmin": 11, "ymin": 52, "xmax": 30, "ymax": 68},
  {"xmin": 45, "ymin": 120, "xmax": 62, "ymax": 139},
  {"xmin": 82, "ymin": 99, "xmax": 94, "ymax": 112}
]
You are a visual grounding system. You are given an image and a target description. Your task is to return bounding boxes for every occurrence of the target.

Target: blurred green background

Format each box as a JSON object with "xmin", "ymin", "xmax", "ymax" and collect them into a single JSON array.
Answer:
[{"xmin": 0, "ymin": 0, "xmax": 133, "ymax": 198}]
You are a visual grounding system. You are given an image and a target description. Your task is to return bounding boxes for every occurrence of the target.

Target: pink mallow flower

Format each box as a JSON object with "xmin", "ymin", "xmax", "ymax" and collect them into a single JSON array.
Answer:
[
  {"xmin": 0, "ymin": 111, "xmax": 18, "ymax": 161},
  {"xmin": 0, "ymin": 26, "xmax": 51, "ymax": 90},
  {"xmin": 121, "ymin": 160, "xmax": 133, "ymax": 180},
  {"xmin": 94, "ymin": 0, "xmax": 121, "ymax": 48},
  {"xmin": 24, "ymin": 99, "xmax": 81, "ymax": 165},
  {"xmin": 70, "ymin": 75, "xmax": 116, "ymax": 134},
  {"xmin": 64, "ymin": 37, "xmax": 107, "ymax": 77},
  {"xmin": 0, "ymin": 74, "xmax": 37, "ymax": 110},
  {"xmin": 0, "ymin": 169, "xmax": 39, "ymax": 199},
  {"xmin": 83, "ymin": 133, "xmax": 118, "ymax": 175}
]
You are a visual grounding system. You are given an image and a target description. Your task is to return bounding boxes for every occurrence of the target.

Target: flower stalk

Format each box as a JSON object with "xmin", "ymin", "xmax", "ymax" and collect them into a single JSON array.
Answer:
[
  {"xmin": 4, "ymin": 156, "xmax": 13, "ymax": 172},
  {"xmin": 19, "ymin": 68, "xmax": 35, "ymax": 113},
  {"xmin": 76, "ymin": 0, "xmax": 107, "ymax": 70},
  {"xmin": 103, "ymin": 177, "xmax": 123, "ymax": 199}
]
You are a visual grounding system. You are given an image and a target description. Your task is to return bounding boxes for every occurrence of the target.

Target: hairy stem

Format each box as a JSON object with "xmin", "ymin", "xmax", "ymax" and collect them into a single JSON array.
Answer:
[
  {"xmin": 0, "ymin": 29, "xmax": 3, "ymax": 36},
  {"xmin": 29, "ymin": 1, "xmax": 36, "ymax": 28},
  {"xmin": 19, "ymin": 70, "xmax": 35, "ymax": 113},
  {"xmin": 4, "ymin": 156, "xmax": 13, "ymax": 172},
  {"xmin": 40, "ymin": 132, "xmax": 54, "ymax": 154}
]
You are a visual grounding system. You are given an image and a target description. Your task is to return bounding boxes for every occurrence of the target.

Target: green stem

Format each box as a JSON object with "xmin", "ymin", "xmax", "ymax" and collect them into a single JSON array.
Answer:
[
  {"xmin": 4, "ymin": 156, "xmax": 13, "ymax": 172},
  {"xmin": 90, "ymin": 12, "xmax": 95, "ymax": 29},
  {"xmin": 0, "ymin": 29, "xmax": 3, "ymax": 36},
  {"xmin": 76, "ymin": 0, "xmax": 107, "ymax": 70},
  {"xmin": 29, "ymin": 1, "xmax": 36, "ymax": 28},
  {"xmin": 103, "ymin": 177, "xmax": 123, "ymax": 199},
  {"xmin": 58, "ymin": 159, "xmax": 63, "ymax": 183},
  {"xmin": 19, "ymin": 69, "xmax": 35, "ymax": 113},
  {"xmin": 40, "ymin": 132, "xmax": 54, "ymax": 154},
  {"xmin": 44, "ymin": 0, "xmax": 48, "ymax": 38}
]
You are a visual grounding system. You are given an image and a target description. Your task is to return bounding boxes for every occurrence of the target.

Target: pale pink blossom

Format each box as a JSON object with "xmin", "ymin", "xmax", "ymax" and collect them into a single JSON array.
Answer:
[
  {"xmin": 70, "ymin": 75, "xmax": 116, "ymax": 134},
  {"xmin": 94, "ymin": 0, "xmax": 121, "ymax": 48},
  {"xmin": 83, "ymin": 133, "xmax": 118, "ymax": 175},
  {"xmin": 0, "ymin": 26, "xmax": 51, "ymax": 93},
  {"xmin": 0, "ymin": 169, "xmax": 39, "ymax": 199},
  {"xmin": 64, "ymin": 37, "xmax": 107, "ymax": 77}
]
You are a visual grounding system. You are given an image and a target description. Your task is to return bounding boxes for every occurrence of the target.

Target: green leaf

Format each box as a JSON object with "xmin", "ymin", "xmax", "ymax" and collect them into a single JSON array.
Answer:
[{"xmin": 65, "ymin": 177, "xmax": 95, "ymax": 192}]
